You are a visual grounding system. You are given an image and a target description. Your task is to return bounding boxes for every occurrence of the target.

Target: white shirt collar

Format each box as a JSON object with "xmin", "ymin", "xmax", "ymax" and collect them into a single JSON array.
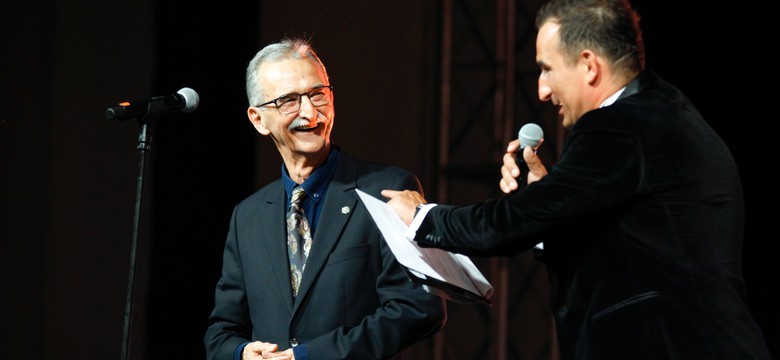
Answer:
[{"xmin": 600, "ymin": 86, "xmax": 626, "ymax": 108}]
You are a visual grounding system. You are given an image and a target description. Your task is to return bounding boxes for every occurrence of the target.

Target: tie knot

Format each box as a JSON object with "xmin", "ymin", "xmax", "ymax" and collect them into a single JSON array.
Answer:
[{"xmin": 291, "ymin": 186, "xmax": 306, "ymax": 206}]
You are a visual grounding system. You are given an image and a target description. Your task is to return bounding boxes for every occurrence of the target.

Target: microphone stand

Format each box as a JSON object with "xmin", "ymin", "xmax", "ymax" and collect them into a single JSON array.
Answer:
[{"xmin": 120, "ymin": 104, "xmax": 164, "ymax": 360}]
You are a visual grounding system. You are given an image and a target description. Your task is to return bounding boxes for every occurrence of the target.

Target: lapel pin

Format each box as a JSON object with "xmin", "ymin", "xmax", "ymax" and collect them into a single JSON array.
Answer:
[{"xmin": 341, "ymin": 206, "xmax": 350, "ymax": 214}]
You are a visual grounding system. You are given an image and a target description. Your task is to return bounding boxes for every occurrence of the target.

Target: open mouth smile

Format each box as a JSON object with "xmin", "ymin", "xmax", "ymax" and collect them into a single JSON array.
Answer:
[{"xmin": 288, "ymin": 119, "xmax": 322, "ymax": 132}]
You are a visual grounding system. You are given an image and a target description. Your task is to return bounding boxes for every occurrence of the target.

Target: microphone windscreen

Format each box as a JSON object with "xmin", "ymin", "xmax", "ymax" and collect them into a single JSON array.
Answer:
[
  {"xmin": 518, "ymin": 123, "xmax": 544, "ymax": 149},
  {"xmin": 177, "ymin": 87, "xmax": 200, "ymax": 112}
]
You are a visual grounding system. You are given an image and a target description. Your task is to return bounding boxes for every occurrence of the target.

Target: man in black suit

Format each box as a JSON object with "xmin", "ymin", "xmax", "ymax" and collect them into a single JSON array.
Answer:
[
  {"xmin": 383, "ymin": 0, "xmax": 771, "ymax": 359},
  {"xmin": 204, "ymin": 38, "xmax": 446, "ymax": 360}
]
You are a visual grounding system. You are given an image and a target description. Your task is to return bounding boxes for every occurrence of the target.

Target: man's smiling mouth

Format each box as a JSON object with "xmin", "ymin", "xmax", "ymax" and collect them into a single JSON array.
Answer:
[{"xmin": 288, "ymin": 119, "xmax": 321, "ymax": 132}]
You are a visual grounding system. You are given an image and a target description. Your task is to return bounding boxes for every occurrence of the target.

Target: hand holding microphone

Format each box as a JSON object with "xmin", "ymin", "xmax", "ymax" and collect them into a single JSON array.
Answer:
[
  {"xmin": 517, "ymin": 123, "xmax": 544, "ymax": 164},
  {"xmin": 500, "ymin": 123, "xmax": 546, "ymax": 193}
]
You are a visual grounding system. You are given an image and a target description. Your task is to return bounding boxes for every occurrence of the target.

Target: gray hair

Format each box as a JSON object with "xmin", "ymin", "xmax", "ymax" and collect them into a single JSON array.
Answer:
[{"xmin": 245, "ymin": 38, "xmax": 330, "ymax": 107}]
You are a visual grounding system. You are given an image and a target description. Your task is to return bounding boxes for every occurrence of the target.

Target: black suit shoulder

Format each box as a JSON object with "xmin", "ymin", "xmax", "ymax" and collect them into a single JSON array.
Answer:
[{"xmin": 336, "ymin": 151, "xmax": 423, "ymax": 195}]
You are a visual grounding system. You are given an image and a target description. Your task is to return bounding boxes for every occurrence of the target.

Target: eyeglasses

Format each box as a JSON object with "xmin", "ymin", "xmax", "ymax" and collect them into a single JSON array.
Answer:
[{"xmin": 257, "ymin": 85, "xmax": 333, "ymax": 115}]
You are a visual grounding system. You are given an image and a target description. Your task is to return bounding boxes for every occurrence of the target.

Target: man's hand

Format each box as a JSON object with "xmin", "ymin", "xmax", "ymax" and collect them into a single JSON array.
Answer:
[
  {"xmin": 500, "ymin": 139, "xmax": 523, "ymax": 193},
  {"xmin": 243, "ymin": 341, "xmax": 294, "ymax": 359},
  {"xmin": 500, "ymin": 139, "xmax": 548, "ymax": 194},
  {"xmin": 381, "ymin": 189, "xmax": 426, "ymax": 226}
]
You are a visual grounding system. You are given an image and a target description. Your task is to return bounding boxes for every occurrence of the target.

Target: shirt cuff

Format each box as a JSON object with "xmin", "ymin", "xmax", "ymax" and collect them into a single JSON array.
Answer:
[
  {"xmin": 292, "ymin": 343, "xmax": 309, "ymax": 360},
  {"xmin": 235, "ymin": 342, "xmax": 249, "ymax": 360},
  {"xmin": 405, "ymin": 203, "xmax": 437, "ymax": 240}
]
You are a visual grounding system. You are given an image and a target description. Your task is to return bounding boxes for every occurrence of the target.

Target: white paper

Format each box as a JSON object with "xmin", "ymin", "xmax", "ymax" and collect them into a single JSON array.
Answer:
[{"xmin": 356, "ymin": 189, "xmax": 493, "ymax": 302}]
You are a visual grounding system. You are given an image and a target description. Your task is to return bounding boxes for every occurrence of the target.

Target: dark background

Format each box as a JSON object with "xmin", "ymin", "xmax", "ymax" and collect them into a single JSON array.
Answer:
[{"xmin": 1, "ymin": 1, "xmax": 775, "ymax": 359}]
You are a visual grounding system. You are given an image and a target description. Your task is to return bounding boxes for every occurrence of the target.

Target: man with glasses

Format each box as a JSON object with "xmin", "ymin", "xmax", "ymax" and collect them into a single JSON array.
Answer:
[{"xmin": 204, "ymin": 38, "xmax": 446, "ymax": 360}]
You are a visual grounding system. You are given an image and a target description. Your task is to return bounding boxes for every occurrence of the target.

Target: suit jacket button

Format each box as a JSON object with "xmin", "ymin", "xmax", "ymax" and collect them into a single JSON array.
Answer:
[
  {"xmin": 290, "ymin": 338, "xmax": 299, "ymax": 347},
  {"xmin": 556, "ymin": 307, "xmax": 568, "ymax": 318}
]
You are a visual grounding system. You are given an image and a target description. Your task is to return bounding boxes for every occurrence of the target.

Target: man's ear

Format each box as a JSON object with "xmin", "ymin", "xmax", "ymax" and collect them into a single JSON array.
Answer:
[
  {"xmin": 580, "ymin": 49, "xmax": 600, "ymax": 85},
  {"xmin": 247, "ymin": 107, "xmax": 270, "ymax": 135}
]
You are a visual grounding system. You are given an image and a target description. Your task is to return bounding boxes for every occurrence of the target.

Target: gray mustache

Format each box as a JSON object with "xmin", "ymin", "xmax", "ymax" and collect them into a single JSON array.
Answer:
[{"xmin": 288, "ymin": 118, "xmax": 311, "ymax": 130}]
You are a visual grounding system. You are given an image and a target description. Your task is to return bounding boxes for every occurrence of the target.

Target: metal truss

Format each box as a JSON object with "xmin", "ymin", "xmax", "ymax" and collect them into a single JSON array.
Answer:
[{"xmin": 433, "ymin": 0, "xmax": 559, "ymax": 359}]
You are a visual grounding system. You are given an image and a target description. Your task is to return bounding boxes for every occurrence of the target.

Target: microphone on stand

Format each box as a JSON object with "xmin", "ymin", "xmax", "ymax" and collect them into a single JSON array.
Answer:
[
  {"xmin": 106, "ymin": 87, "xmax": 199, "ymax": 121},
  {"xmin": 111, "ymin": 87, "xmax": 200, "ymax": 360}
]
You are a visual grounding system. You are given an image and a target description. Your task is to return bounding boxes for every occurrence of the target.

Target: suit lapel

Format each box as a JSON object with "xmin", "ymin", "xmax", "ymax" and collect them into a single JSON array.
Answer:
[
  {"xmin": 257, "ymin": 184, "xmax": 296, "ymax": 312},
  {"xmin": 292, "ymin": 155, "xmax": 358, "ymax": 311}
]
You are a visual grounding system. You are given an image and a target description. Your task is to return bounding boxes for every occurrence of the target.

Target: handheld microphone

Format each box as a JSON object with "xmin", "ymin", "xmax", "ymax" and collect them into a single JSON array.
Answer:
[
  {"xmin": 517, "ymin": 123, "xmax": 544, "ymax": 164},
  {"xmin": 514, "ymin": 123, "xmax": 544, "ymax": 187},
  {"xmin": 106, "ymin": 87, "xmax": 199, "ymax": 121}
]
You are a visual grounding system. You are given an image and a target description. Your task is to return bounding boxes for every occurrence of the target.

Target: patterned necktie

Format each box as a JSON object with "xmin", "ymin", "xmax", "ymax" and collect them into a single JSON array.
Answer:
[{"xmin": 287, "ymin": 186, "xmax": 312, "ymax": 297}]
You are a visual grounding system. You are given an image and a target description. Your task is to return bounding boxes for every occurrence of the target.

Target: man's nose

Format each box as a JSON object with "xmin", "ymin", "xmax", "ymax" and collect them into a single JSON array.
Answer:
[
  {"xmin": 297, "ymin": 95, "xmax": 316, "ymax": 117},
  {"xmin": 538, "ymin": 78, "xmax": 551, "ymax": 102}
]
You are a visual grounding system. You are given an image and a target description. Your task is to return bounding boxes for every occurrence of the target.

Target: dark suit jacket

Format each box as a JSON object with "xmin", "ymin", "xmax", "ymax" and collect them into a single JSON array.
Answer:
[
  {"xmin": 205, "ymin": 151, "xmax": 446, "ymax": 360},
  {"xmin": 415, "ymin": 70, "xmax": 771, "ymax": 359}
]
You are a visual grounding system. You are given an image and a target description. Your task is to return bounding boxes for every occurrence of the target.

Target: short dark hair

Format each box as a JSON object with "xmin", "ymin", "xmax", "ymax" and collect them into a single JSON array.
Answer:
[{"xmin": 536, "ymin": 0, "xmax": 645, "ymax": 76}]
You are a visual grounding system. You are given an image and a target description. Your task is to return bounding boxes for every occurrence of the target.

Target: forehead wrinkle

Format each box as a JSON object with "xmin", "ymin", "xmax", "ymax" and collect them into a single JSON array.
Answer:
[{"xmin": 259, "ymin": 59, "xmax": 325, "ymax": 100}]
